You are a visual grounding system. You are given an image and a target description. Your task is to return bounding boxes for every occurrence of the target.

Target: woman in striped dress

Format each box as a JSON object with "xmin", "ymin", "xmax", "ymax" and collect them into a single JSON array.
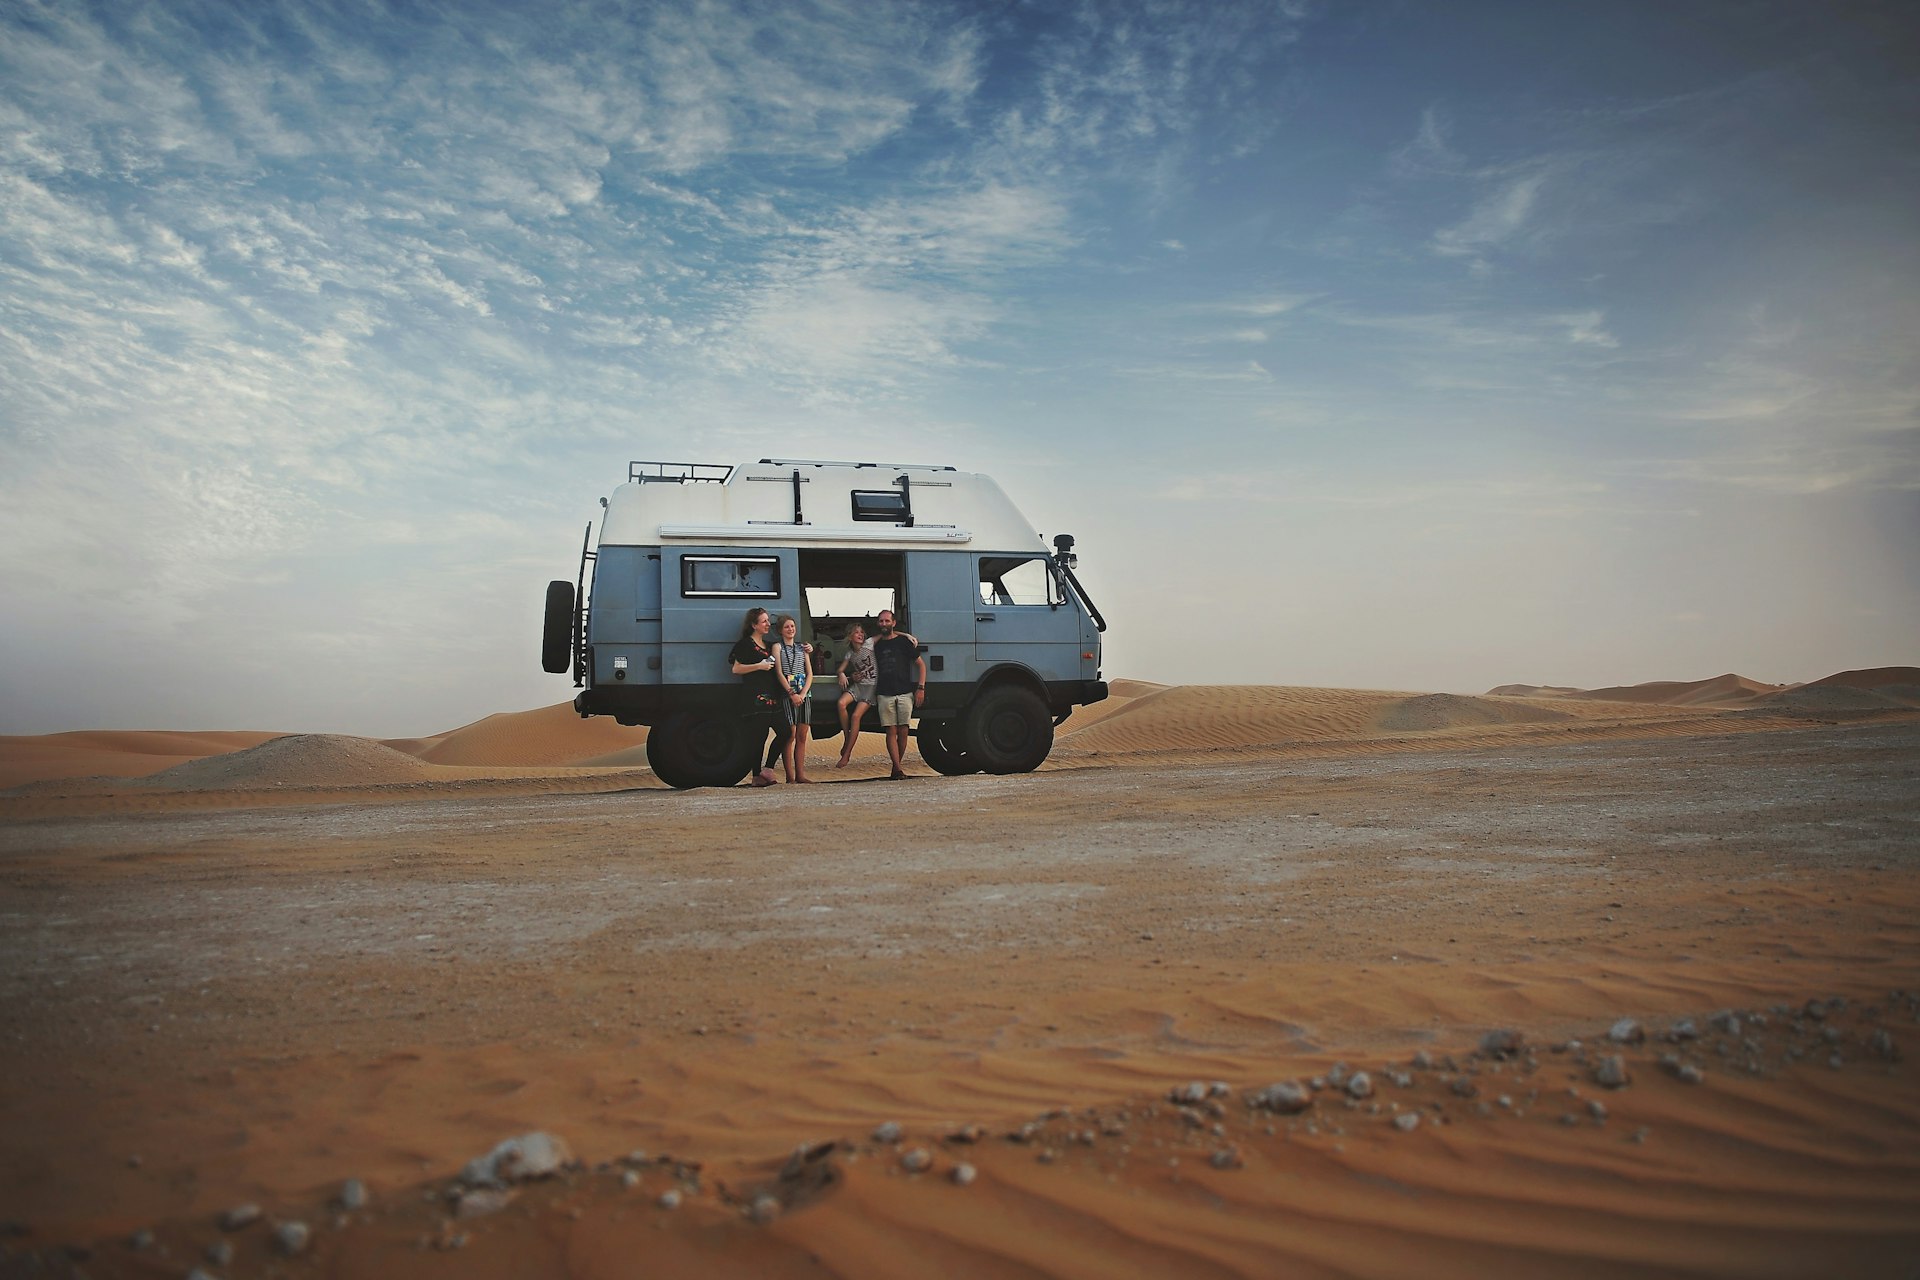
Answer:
[{"xmin": 771, "ymin": 614, "xmax": 815, "ymax": 782}]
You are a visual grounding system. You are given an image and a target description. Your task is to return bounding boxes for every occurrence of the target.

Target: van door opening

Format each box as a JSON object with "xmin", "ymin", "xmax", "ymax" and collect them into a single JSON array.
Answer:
[{"xmin": 797, "ymin": 549, "xmax": 904, "ymax": 676}]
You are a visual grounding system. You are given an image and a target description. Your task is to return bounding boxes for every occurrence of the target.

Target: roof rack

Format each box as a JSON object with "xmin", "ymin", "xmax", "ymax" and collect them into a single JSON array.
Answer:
[
  {"xmin": 629, "ymin": 461, "xmax": 733, "ymax": 484},
  {"xmin": 757, "ymin": 458, "xmax": 957, "ymax": 472}
]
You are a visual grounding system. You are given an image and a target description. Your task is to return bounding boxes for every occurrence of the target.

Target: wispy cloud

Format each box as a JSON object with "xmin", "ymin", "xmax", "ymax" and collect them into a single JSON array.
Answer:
[{"xmin": 1431, "ymin": 169, "xmax": 1548, "ymax": 261}]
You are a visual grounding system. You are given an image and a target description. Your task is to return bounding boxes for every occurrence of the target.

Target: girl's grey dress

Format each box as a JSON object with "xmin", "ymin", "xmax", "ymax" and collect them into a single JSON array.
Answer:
[{"xmin": 778, "ymin": 643, "xmax": 810, "ymax": 726}]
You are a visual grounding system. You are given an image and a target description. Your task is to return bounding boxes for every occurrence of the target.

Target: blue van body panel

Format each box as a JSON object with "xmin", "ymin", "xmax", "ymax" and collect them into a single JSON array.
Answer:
[{"xmin": 903, "ymin": 550, "xmax": 973, "ymax": 686}]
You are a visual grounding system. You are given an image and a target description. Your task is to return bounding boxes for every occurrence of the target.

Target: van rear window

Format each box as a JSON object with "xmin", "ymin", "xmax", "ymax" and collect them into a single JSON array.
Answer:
[{"xmin": 681, "ymin": 556, "xmax": 780, "ymax": 598}]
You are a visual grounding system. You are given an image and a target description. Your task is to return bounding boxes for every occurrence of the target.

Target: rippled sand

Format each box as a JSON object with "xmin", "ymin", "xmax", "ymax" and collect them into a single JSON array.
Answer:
[{"xmin": 1, "ymin": 686, "xmax": 1917, "ymax": 1277}]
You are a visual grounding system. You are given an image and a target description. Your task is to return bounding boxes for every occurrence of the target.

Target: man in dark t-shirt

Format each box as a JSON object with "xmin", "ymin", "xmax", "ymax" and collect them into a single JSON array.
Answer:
[{"xmin": 870, "ymin": 609, "xmax": 924, "ymax": 779}]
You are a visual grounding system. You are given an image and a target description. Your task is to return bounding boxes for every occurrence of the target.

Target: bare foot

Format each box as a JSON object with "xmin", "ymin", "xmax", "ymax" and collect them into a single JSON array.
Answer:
[
  {"xmin": 835, "ymin": 753, "xmax": 851, "ymax": 768},
  {"xmin": 889, "ymin": 769, "xmax": 907, "ymax": 780}
]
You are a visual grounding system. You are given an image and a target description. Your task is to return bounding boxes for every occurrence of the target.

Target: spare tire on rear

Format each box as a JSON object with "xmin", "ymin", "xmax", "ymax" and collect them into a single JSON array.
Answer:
[{"xmin": 541, "ymin": 580, "xmax": 575, "ymax": 674}]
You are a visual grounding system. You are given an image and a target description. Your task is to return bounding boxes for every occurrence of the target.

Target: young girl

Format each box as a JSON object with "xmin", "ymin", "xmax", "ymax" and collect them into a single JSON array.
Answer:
[
  {"xmin": 771, "ymin": 614, "xmax": 814, "ymax": 782},
  {"xmin": 834, "ymin": 621, "xmax": 877, "ymax": 767}
]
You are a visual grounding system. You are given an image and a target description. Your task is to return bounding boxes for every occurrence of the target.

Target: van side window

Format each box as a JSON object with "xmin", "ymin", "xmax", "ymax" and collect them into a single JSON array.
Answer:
[
  {"xmin": 681, "ymin": 556, "xmax": 780, "ymax": 598},
  {"xmin": 977, "ymin": 556, "xmax": 1053, "ymax": 606}
]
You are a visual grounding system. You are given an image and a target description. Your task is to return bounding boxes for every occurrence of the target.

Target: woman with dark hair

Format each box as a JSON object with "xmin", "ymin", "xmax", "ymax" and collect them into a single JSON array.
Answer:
[{"xmin": 728, "ymin": 606, "xmax": 785, "ymax": 787}]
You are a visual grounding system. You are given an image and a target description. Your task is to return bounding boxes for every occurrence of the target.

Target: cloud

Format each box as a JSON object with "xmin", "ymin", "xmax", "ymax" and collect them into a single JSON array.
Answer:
[
  {"xmin": 1555, "ymin": 310, "xmax": 1618, "ymax": 347},
  {"xmin": 1390, "ymin": 105, "xmax": 1465, "ymax": 177},
  {"xmin": 1208, "ymin": 296, "xmax": 1312, "ymax": 318},
  {"xmin": 715, "ymin": 272, "xmax": 998, "ymax": 397},
  {"xmin": 1432, "ymin": 169, "xmax": 1547, "ymax": 259},
  {"xmin": 1161, "ymin": 465, "xmax": 1623, "ymax": 520},
  {"xmin": 1116, "ymin": 358, "xmax": 1271, "ymax": 384},
  {"xmin": 982, "ymin": 0, "xmax": 1308, "ymax": 183}
]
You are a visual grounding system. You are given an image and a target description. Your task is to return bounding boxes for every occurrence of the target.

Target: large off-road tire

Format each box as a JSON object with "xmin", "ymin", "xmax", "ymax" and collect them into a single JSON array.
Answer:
[
  {"xmin": 962, "ymin": 685, "xmax": 1053, "ymax": 775},
  {"xmin": 646, "ymin": 713, "xmax": 758, "ymax": 789},
  {"xmin": 916, "ymin": 721, "xmax": 981, "ymax": 776},
  {"xmin": 541, "ymin": 580, "xmax": 575, "ymax": 674}
]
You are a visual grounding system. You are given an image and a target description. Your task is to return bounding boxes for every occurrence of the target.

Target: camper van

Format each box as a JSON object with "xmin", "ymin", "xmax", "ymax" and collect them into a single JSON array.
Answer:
[{"xmin": 542, "ymin": 459, "xmax": 1108, "ymax": 789}]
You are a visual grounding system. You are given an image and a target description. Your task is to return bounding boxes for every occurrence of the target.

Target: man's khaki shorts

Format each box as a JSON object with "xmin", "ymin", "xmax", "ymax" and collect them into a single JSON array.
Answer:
[{"xmin": 876, "ymin": 693, "xmax": 914, "ymax": 726}]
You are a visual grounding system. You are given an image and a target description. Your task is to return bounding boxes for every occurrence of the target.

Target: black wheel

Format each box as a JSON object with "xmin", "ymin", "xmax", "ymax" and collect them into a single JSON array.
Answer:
[
  {"xmin": 541, "ymin": 580, "xmax": 575, "ymax": 674},
  {"xmin": 646, "ymin": 713, "xmax": 758, "ymax": 789},
  {"xmin": 917, "ymin": 721, "xmax": 980, "ymax": 776},
  {"xmin": 963, "ymin": 685, "xmax": 1053, "ymax": 774}
]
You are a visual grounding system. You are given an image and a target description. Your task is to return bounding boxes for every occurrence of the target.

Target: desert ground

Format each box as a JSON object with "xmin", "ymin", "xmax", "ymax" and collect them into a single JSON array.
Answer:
[{"xmin": 2, "ymin": 670, "xmax": 1918, "ymax": 1278}]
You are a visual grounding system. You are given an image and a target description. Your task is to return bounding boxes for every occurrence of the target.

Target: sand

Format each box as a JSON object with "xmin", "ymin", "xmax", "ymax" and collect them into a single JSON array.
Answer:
[{"xmin": 1, "ymin": 675, "xmax": 1917, "ymax": 1277}]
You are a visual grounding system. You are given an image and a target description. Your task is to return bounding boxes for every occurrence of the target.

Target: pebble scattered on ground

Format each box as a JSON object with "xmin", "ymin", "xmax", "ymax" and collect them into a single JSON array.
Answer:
[
  {"xmin": 271, "ymin": 1220, "xmax": 310, "ymax": 1256},
  {"xmin": 461, "ymin": 1131, "xmax": 574, "ymax": 1187},
  {"xmin": 21, "ymin": 990, "xmax": 1914, "ymax": 1269}
]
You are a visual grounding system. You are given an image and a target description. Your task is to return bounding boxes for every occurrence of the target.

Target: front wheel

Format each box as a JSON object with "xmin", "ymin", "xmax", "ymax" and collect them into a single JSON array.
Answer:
[
  {"xmin": 646, "ymin": 713, "xmax": 758, "ymax": 789},
  {"xmin": 962, "ymin": 686, "xmax": 1054, "ymax": 774},
  {"xmin": 917, "ymin": 721, "xmax": 981, "ymax": 776}
]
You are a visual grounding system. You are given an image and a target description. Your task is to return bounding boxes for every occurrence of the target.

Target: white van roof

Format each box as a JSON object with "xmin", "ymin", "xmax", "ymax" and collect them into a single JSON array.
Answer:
[{"xmin": 598, "ymin": 460, "xmax": 1051, "ymax": 553}]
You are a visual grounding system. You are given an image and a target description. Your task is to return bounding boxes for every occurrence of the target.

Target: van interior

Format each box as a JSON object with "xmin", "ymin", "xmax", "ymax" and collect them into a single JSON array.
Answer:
[{"xmin": 798, "ymin": 549, "xmax": 902, "ymax": 674}]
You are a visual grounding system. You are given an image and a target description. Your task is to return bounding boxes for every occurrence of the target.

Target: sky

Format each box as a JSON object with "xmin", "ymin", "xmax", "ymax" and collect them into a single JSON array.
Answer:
[{"xmin": 2, "ymin": 0, "xmax": 1916, "ymax": 737}]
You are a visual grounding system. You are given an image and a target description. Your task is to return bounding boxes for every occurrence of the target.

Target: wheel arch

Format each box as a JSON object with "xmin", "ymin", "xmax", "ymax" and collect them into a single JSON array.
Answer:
[{"xmin": 968, "ymin": 661, "xmax": 1049, "ymax": 706}]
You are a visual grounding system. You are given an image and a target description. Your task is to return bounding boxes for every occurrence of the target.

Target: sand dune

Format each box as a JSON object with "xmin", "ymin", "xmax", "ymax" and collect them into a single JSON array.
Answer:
[
  {"xmin": 1056, "ymin": 683, "xmax": 1412, "ymax": 755},
  {"xmin": 144, "ymin": 734, "xmax": 435, "ymax": 790},
  {"xmin": 1372, "ymin": 691, "xmax": 1573, "ymax": 731},
  {"xmin": 397, "ymin": 701, "xmax": 649, "ymax": 767},
  {"xmin": 1054, "ymin": 684, "xmax": 1675, "ymax": 759},
  {"xmin": 1812, "ymin": 671, "xmax": 1920, "ymax": 690},
  {"xmin": 1485, "ymin": 668, "xmax": 1920, "ymax": 715},
  {"xmin": 1765, "ymin": 683, "xmax": 1920, "ymax": 713},
  {"xmin": 0, "ymin": 729, "xmax": 281, "ymax": 790},
  {"xmin": 1561, "ymin": 672, "xmax": 1787, "ymax": 707},
  {"xmin": 11, "ymin": 666, "xmax": 1909, "ymax": 794}
]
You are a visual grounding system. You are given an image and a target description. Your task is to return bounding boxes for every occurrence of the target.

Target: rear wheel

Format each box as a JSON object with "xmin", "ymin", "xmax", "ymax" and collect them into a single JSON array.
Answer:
[
  {"xmin": 963, "ymin": 685, "xmax": 1053, "ymax": 774},
  {"xmin": 917, "ymin": 721, "xmax": 980, "ymax": 776},
  {"xmin": 541, "ymin": 580, "xmax": 575, "ymax": 674},
  {"xmin": 646, "ymin": 713, "xmax": 758, "ymax": 789}
]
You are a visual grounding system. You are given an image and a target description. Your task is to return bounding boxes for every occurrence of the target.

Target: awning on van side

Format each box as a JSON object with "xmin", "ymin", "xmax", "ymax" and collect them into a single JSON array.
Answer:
[{"xmin": 657, "ymin": 523, "xmax": 973, "ymax": 543}]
